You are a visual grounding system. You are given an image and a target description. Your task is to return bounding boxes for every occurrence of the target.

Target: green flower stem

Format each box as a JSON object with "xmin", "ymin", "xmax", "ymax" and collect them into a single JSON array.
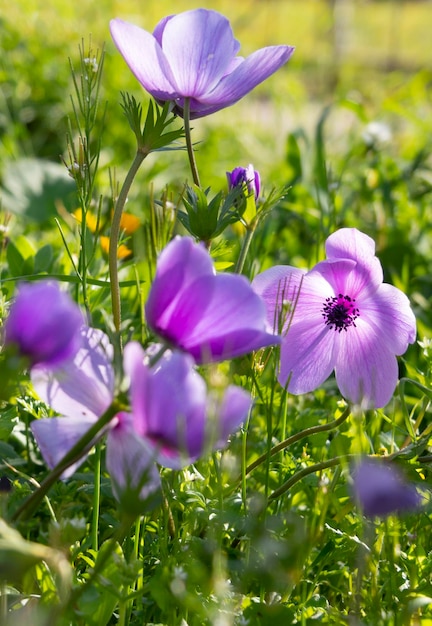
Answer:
[
  {"xmin": 245, "ymin": 405, "xmax": 351, "ymax": 477},
  {"xmin": 268, "ymin": 454, "xmax": 357, "ymax": 502},
  {"xmin": 183, "ymin": 98, "xmax": 201, "ymax": 187},
  {"xmin": 234, "ymin": 220, "xmax": 258, "ymax": 274},
  {"xmin": 109, "ymin": 150, "xmax": 147, "ymax": 334},
  {"xmin": 12, "ymin": 401, "xmax": 123, "ymax": 522},
  {"xmin": 91, "ymin": 442, "xmax": 102, "ymax": 552}
]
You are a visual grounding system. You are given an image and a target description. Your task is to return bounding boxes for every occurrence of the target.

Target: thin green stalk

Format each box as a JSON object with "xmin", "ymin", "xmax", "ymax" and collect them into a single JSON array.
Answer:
[
  {"xmin": 12, "ymin": 401, "xmax": 122, "ymax": 522},
  {"xmin": 268, "ymin": 454, "xmax": 357, "ymax": 502},
  {"xmin": 91, "ymin": 443, "xmax": 102, "ymax": 552},
  {"xmin": 109, "ymin": 150, "xmax": 147, "ymax": 334},
  {"xmin": 234, "ymin": 221, "xmax": 257, "ymax": 274},
  {"xmin": 183, "ymin": 98, "xmax": 201, "ymax": 187},
  {"xmin": 246, "ymin": 405, "xmax": 351, "ymax": 476},
  {"xmin": 241, "ymin": 410, "xmax": 252, "ymax": 514},
  {"xmin": 63, "ymin": 518, "xmax": 133, "ymax": 616}
]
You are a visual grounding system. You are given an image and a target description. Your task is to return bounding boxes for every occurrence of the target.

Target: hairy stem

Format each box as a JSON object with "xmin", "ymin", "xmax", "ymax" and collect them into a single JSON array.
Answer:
[
  {"xmin": 109, "ymin": 150, "xmax": 147, "ymax": 334},
  {"xmin": 246, "ymin": 405, "xmax": 351, "ymax": 476},
  {"xmin": 268, "ymin": 454, "xmax": 357, "ymax": 502},
  {"xmin": 12, "ymin": 401, "xmax": 122, "ymax": 522},
  {"xmin": 183, "ymin": 98, "xmax": 201, "ymax": 187}
]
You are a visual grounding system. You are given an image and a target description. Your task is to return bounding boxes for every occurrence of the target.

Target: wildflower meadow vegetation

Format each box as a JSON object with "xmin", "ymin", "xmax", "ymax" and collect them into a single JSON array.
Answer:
[{"xmin": 1, "ymin": 1, "xmax": 432, "ymax": 624}]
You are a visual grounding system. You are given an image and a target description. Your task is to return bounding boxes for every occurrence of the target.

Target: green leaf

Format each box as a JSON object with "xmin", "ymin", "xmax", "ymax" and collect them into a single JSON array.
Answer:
[{"xmin": 0, "ymin": 158, "xmax": 77, "ymax": 223}]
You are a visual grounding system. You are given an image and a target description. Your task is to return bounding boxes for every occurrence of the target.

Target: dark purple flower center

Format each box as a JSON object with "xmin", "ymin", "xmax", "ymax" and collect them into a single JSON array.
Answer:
[{"xmin": 322, "ymin": 294, "xmax": 359, "ymax": 332}]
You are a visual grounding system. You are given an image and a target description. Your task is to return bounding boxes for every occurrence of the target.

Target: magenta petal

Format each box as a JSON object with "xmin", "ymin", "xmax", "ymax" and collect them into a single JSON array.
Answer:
[
  {"xmin": 216, "ymin": 386, "xmax": 252, "ymax": 448},
  {"xmin": 106, "ymin": 417, "xmax": 161, "ymax": 510},
  {"xmin": 147, "ymin": 237, "xmax": 279, "ymax": 363},
  {"xmin": 4, "ymin": 280, "xmax": 83, "ymax": 367},
  {"xmin": 334, "ymin": 321, "xmax": 399, "ymax": 408},
  {"xmin": 31, "ymin": 327, "xmax": 114, "ymax": 419},
  {"xmin": 159, "ymin": 9, "xmax": 240, "ymax": 97},
  {"xmin": 146, "ymin": 236, "xmax": 214, "ymax": 332},
  {"xmin": 109, "ymin": 19, "xmax": 177, "ymax": 100},
  {"xmin": 31, "ymin": 416, "xmax": 98, "ymax": 478},
  {"xmin": 124, "ymin": 342, "xmax": 208, "ymax": 468},
  {"xmin": 165, "ymin": 273, "xmax": 279, "ymax": 362}
]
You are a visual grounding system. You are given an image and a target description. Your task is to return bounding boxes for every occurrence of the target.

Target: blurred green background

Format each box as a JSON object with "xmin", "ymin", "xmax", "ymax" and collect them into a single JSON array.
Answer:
[{"xmin": 1, "ymin": 0, "xmax": 431, "ymax": 177}]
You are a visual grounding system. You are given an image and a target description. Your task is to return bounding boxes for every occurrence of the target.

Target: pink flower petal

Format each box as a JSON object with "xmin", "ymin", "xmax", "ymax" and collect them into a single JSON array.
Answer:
[
  {"xmin": 360, "ymin": 283, "xmax": 417, "ymax": 354},
  {"xmin": 252, "ymin": 265, "xmax": 306, "ymax": 331},
  {"xmin": 279, "ymin": 317, "xmax": 336, "ymax": 392},
  {"xmin": 334, "ymin": 320, "xmax": 399, "ymax": 408}
]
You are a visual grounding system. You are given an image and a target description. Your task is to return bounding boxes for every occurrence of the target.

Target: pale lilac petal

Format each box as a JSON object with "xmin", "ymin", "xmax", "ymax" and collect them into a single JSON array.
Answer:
[
  {"xmin": 216, "ymin": 386, "xmax": 252, "ymax": 447},
  {"xmin": 106, "ymin": 415, "xmax": 161, "ymax": 510},
  {"xmin": 326, "ymin": 228, "xmax": 376, "ymax": 261},
  {"xmin": 324, "ymin": 228, "xmax": 383, "ymax": 298},
  {"xmin": 159, "ymin": 9, "xmax": 240, "ymax": 97},
  {"xmin": 334, "ymin": 320, "xmax": 399, "ymax": 408},
  {"xmin": 280, "ymin": 318, "xmax": 336, "ymax": 392},
  {"xmin": 31, "ymin": 416, "xmax": 98, "ymax": 478},
  {"xmin": 361, "ymin": 283, "xmax": 417, "ymax": 354},
  {"xmin": 145, "ymin": 236, "xmax": 214, "ymax": 331},
  {"xmin": 164, "ymin": 274, "xmax": 279, "ymax": 362},
  {"xmin": 252, "ymin": 266, "xmax": 306, "ymax": 331},
  {"xmin": 30, "ymin": 327, "xmax": 114, "ymax": 420},
  {"xmin": 196, "ymin": 46, "xmax": 295, "ymax": 110},
  {"xmin": 109, "ymin": 19, "xmax": 177, "ymax": 100}
]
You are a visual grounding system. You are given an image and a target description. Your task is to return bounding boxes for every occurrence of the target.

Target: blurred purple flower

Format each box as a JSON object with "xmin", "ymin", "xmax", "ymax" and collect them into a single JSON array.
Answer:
[
  {"xmin": 145, "ymin": 236, "xmax": 280, "ymax": 363},
  {"xmin": 253, "ymin": 228, "xmax": 416, "ymax": 408},
  {"xmin": 124, "ymin": 342, "xmax": 252, "ymax": 469},
  {"xmin": 4, "ymin": 281, "xmax": 83, "ymax": 367},
  {"xmin": 30, "ymin": 327, "xmax": 161, "ymax": 508},
  {"xmin": 352, "ymin": 458, "xmax": 421, "ymax": 517},
  {"xmin": 227, "ymin": 164, "xmax": 261, "ymax": 201},
  {"xmin": 110, "ymin": 9, "xmax": 294, "ymax": 119}
]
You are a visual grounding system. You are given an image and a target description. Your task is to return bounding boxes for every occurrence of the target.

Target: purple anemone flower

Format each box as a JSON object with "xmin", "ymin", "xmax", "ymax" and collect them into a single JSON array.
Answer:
[
  {"xmin": 124, "ymin": 342, "xmax": 252, "ymax": 469},
  {"xmin": 351, "ymin": 458, "xmax": 421, "ymax": 517},
  {"xmin": 30, "ymin": 327, "xmax": 161, "ymax": 508},
  {"xmin": 4, "ymin": 280, "xmax": 83, "ymax": 367},
  {"xmin": 227, "ymin": 164, "xmax": 261, "ymax": 201},
  {"xmin": 253, "ymin": 228, "xmax": 416, "ymax": 408},
  {"xmin": 145, "ymin": 236, "xmax": 280, "ymax": 363},
  {"xmin": 110, "ymin": 9, "xmax": 294, "ymax": 119}
]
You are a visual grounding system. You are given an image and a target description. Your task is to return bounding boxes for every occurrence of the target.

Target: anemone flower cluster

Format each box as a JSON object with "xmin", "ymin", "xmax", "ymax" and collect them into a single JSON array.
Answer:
[
  {"xmin": 110, "ymin": 8, "xmax": 294, "ymax": 119},
  {"xmin": 253, "ymin": 228, "xmax": 417, "ymax": 408},
  {"xmin": 30, "ymin": 327, "xmax": 252, "ymax": 511},
  {"xmin": 13, "ymin": 235, "xmax": 278, "ymax": 510}
]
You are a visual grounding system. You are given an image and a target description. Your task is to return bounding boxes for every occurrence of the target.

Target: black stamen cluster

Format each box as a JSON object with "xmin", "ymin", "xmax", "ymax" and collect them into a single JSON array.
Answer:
[{"xmin": 322, "ymin": 294, "xmax": 360, "ymax": 332}]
